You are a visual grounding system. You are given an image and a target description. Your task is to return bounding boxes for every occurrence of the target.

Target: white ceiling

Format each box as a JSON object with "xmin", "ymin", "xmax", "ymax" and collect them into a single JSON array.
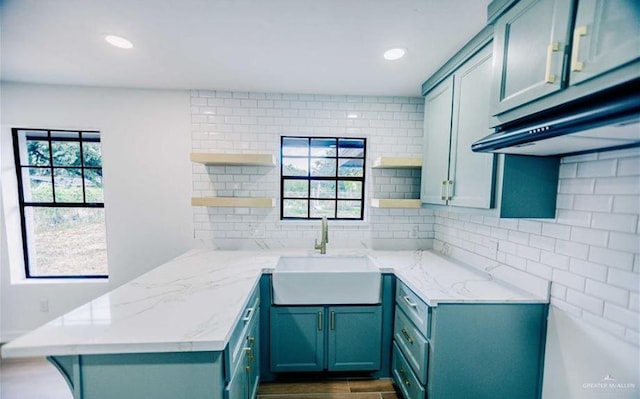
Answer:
[{"xmin": 0, "ymin": 0, "xmax": 490, "ymax": 97}]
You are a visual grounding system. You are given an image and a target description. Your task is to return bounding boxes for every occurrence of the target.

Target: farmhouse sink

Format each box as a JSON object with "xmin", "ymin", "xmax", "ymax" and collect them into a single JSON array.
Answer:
[{"xmin": 272, "ymin": 256, "xmax": 381, "ymax": 305}]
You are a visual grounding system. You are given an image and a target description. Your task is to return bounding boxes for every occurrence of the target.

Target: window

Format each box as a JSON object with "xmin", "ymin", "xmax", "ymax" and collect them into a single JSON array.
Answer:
[
  {"xmin": 12, "ymin": 128, "xmax": 108, "ymax": 278},
  {"xmin": 281, "ymin": 136, "xmax": 366, "ymax": 220}
]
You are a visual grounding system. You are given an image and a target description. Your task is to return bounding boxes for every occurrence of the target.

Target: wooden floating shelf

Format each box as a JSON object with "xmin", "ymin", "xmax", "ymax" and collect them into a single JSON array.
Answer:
[
  {"xmin": 370, "ymin": 198, "xmax": 422, "ymax": 209},
  {"xmin": 190, "ymin": 153, "xmax": 276, "ymax": 166},
  {"xmin": 372, "ymin": 156, "xmax": 422, "ymax": 168},
  {"xmin": 191, "ymin": 197, "xmax": 276, "ymax": 208}
]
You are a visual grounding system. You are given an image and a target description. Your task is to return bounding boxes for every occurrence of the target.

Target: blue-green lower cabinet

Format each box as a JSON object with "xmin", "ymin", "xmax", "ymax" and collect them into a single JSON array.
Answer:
[
  {"xmin": 392, "ymin": 281, "xmax": 547, "ymax": 399},
  {"xmin": 270, "ymin": 305, "xmax": 382, "ymax": 373}
]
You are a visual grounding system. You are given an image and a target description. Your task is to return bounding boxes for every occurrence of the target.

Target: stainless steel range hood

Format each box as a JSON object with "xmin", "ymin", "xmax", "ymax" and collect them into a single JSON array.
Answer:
[{"xmin": 472, "ymin": 82, "xmax": 640, "ymax": 156}]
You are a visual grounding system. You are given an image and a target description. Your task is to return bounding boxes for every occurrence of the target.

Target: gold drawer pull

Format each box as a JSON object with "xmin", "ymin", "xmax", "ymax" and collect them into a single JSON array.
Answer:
[
  {"xmin": 399, "ymin": 367, "xmax": 411, "ymax": 386},
  {"xmin": 318, "ymin": 311, "xmax": 323, "ymax": 331},
  {"xmin": 401, "ymin": 327, "xmax": 414, "ymax": 344}
]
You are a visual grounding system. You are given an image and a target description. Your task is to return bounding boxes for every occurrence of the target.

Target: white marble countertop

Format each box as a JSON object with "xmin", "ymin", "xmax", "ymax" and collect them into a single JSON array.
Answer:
[{"xmin": 1, "ymin": 249, "xmax": 547, "ymax": 358}]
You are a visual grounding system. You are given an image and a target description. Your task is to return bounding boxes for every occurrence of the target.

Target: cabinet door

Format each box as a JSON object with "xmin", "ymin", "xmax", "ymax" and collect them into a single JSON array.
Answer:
[
  {"xmin": 569, "ymin": 0, "xmax": 640, "ymax": 85},
  {"xmin": 491, "ymin": 0, "xmax": 573, "ymax": 114},
  {"xmin": 246, "ymin": 309, "xmax": 260, "ymax": 399},
  {"xmin": 448, "ymin": 44, "xmax": 496, "ymax": 209},
  {"xmin": 421, "ymin": 77, "xmax": 454, "ymax": 205},
  {"xmin": 327, "ymin": 306, "xmax": 382, "ymax": 371},
  {"xmin": 270, "ymin": 306, "xmax": 324, "ymax": 372},
  {"xmin": 224, "ymin": 351, "xmax": 248, "ymax": 399}
]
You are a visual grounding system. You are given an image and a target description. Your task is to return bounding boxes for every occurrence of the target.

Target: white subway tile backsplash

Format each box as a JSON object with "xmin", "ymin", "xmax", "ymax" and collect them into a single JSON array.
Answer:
[
  {"xmin": 558, "ymin": 178, "xmax": 595, "ymax": 194},
  {"xmin": 570, "ymin": 226, "xmax": 609, "ymax": 246},
  {"xmin": 555, "ymin": 239, "xmax": 589, "ymax": 259},
  {"xmin": 613, "ymin": 195, "xmax": 640, "ymax": 214},
  {"xmin": 595, "ymin": 176, "xmax": 640, "ymax": 195},
  {"xmin": 604, "ymin": 303, "xmax": 639, "ymax": 330},
  {"xmin": 556, "ymin": 209, "xmax": 592, "ymax": 227},
  {"xmin": 589, "ymin": 246, "xmax": 635, "ymax": 270},
  {"xmin": 541, "ymin": 250, "xmax": 570, "ymax": 270},
  {"xmin": 527, "ymin": 261, "xmax": 553, "ymax": 279},
  {"xmin": 591, "ymin": 212, "xmax": 638, "ymax": 233},
  {"xmin": 569, "ymin": 258, "xmax": 608, "ymax": 282},
  {"xmin": 541, "ymin": 223, "xmax": 571, "ymax": 240},
  {"xmin": 553, "ymin": 269, "xmax": 586, "ymax": 290},
  {"xmin": 585, "ymin": 279, "xmax": 629, "ymax": 307},
  {"xmin": 608, "ymin": 268, "xmax": 639, "ymax": 292},
  {"xmin": 567, "ymin": 289, "xmax": 604, "ymax": 315},
  {"xmin": 573, "ymin": 195, "xmax": 613, "ymax": 212},
  {"xmin": 616, "ymin": 156, "xmax": 640, "ymax": 176},
  {"xmin": 577, "ymin": 159, "xmax": 617, "ymax": 177},
  {"xmin": 608, "ymin": 232, "xmax": 640, "ymax": 253}
]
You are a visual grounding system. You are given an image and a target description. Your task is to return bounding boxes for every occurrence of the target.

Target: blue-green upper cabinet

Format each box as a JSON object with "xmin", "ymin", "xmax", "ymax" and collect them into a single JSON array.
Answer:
[
  {"xmin": 491, "ymin": 0, "xmax": 573, "ymax": 115},
  {"xmin": 569, "ymin": 0, "xmax": 640, "ymax": 86},
  {"xmin": 421, "ymin": 43, "xmax": 495, "ymax": 209}
]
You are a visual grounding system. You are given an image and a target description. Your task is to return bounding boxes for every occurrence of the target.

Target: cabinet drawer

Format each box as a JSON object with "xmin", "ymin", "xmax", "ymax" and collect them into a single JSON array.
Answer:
[
  {"xmin": 394, "ymin": 307, "xmax": 429, "ymax": 385},
  {"xmin": 392, "ymin": 341, "xmax": 425, "ymax": 399},
  {"xmin": 225, "ymin": 286, "xmax": 260, "ymax": 382},
  {"xmin": 396, "ymin": 281, "xmax": 430, "ymax": 338}
]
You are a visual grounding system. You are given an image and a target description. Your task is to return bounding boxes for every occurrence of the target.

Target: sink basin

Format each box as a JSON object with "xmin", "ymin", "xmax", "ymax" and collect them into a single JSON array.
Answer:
[{"xmin": 272, "ymin": 256, "xmax": 381, "ymax": 305}]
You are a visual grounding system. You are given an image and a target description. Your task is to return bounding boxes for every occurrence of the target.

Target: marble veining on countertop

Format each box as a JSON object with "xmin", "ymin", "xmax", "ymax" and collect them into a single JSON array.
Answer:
[{"xmin": 1, "ymin": 248, "xmax": 547, "ymax": 358}]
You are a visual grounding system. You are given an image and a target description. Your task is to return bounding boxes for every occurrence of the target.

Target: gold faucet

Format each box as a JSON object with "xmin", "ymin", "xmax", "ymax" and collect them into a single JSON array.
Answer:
[{"xmin": 314, "ymin": 216, "xmax": 329, "ymax": 254}]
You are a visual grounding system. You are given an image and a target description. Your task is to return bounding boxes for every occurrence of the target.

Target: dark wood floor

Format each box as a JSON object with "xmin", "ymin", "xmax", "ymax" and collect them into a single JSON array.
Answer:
[{"xmin": 258, "ymin": 379, "xmax": 400, "ymax": 398}]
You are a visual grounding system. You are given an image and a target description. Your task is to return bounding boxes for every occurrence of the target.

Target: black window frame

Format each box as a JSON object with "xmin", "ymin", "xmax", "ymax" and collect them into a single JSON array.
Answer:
[
  {"xmin": 280, "ymin": 136, "xmax": 366, "ymax": 221},
  {"xmin": 12, "ymin": 128, "xmax": 107, "ymax": 279}
]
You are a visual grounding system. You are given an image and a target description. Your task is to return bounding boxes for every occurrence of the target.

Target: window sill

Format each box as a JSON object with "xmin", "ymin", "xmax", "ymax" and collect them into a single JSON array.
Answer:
[
  {"xmin": 279, "ymin": 219, "xmax": 370, "ymax": 228},
  {"xmin": 10, "ymin": 277, "xmax": 109, "ymax": 286}
]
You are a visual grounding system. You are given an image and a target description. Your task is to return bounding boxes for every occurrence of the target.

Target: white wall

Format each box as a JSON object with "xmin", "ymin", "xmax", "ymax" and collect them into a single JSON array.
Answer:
[
  {"xmin": 0, "ymin": 82, "xmax": 195, "ymax": 340},
  {"xmin": 189, "ymin": 90, "xmax": 434, "ymax": 250},
  {"xmin": 432, "ymin": 147, "xmax": 640, "ymax": 398}
]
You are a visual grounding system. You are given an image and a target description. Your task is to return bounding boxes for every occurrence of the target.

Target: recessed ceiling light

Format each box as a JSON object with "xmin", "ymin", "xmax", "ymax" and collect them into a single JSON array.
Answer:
[
  {"xmin": 105, "ymin": 35, "xmax": 133, "ymax": 49},
  {"xmin": 347, "ymin": 113, "xmax": 359, "ymax": 119},
  {"xmin": 383, "ymin": 48, "xmax": 406, "ymax": 61}
]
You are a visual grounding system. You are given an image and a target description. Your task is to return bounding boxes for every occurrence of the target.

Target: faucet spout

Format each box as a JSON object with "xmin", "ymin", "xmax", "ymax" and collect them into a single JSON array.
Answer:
[{"xmin": 314, "ymin": 216, "xmax": 329, "ymax": 254}]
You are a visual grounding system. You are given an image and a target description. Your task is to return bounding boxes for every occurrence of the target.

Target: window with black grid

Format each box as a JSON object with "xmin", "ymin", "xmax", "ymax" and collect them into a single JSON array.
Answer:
[
  {"xmin": 280, "ymin": 136, "xmax": 366, "ymax": 220},
  {"xmin": 12, "ymin": 128, "xmax": 108, "ymax": 278}
]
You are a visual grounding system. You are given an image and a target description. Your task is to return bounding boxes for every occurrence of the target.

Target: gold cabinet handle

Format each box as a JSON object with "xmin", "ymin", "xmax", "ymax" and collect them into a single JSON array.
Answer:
[
  {"xmin": 401, "ymin": 327, "xmax": 414, "ymax": 344},
  {"xmin": 318, "ymin": 311, "xmax": 323, "ymax": 331},
  {"xmin": 447, "ymin": 180, "xmax": 454, "ymax": 201},
  {"xmin": 441, "ymin": 180, "xmax": 447, "ymax": 201},
  {"xmin": 571, "ymin": 25, "xmax": 588, "ymax": 71},
  {"xmin": 246, "ymin": 337, "xmax": 255, "ymax": 363},
  {"xmin": 544, "ymin": 42, "xmax": 561, "ymax": 83},
  {"xmin": 399, "ymin": 367, "xmax": 411, "ymax": 386},
  {"xmin": 244, "ymin": 347, "xmax": 252, "ymax": 372},
  {"xmin": 330, "ymin": 311, "xmax": 335, "ymax": 330}
]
